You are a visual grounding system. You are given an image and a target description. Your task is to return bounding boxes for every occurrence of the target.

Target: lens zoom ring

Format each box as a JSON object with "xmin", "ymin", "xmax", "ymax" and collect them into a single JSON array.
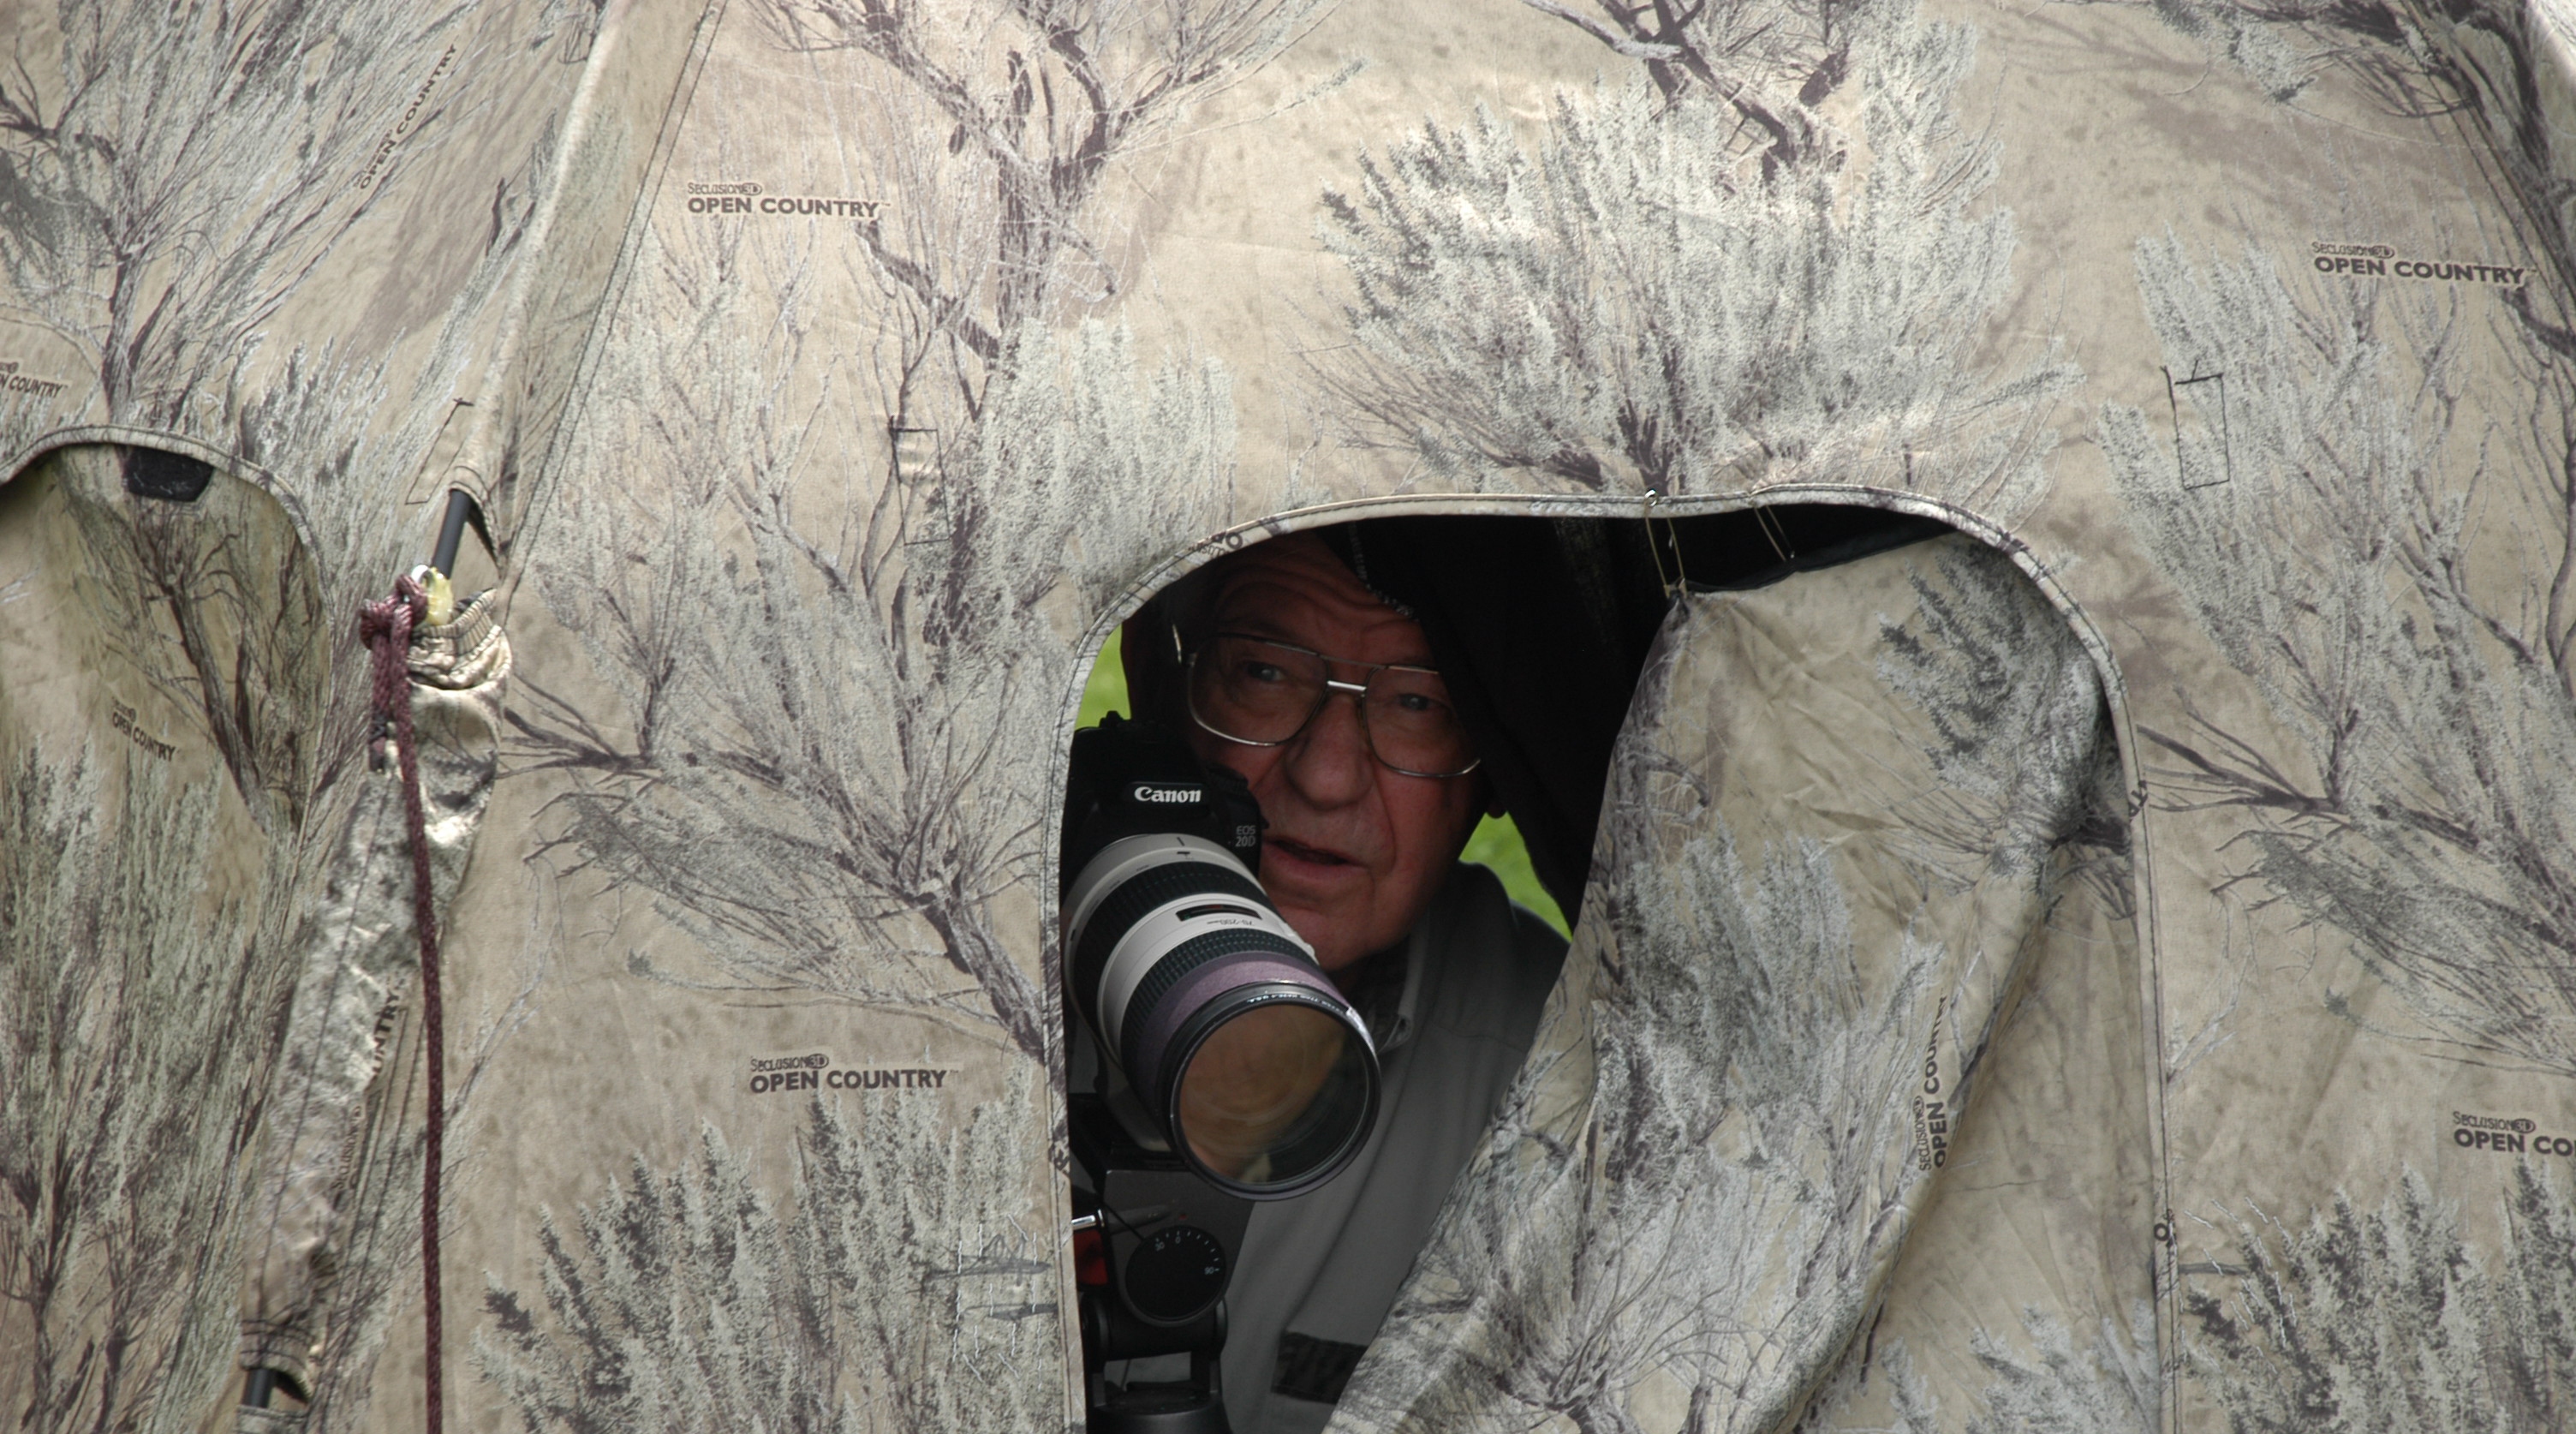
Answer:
[
  {"xmin": 1118, "ymin": 928, "xmax": 1306, "ymax": 1084},
  {"xmin": 1073, "ymin": 863, "xmax": 1267, "ymax": 1000}
]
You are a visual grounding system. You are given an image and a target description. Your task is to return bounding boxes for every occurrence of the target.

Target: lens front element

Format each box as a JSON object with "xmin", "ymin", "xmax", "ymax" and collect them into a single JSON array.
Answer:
[{"xmin": 1172, "ymin": 995, "xmax": 1377, "ymax": 1195}]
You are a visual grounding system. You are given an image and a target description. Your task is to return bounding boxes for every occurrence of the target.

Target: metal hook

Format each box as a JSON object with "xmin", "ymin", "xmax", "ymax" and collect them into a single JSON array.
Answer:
[
  {"xmin": 1643, "ymin": 489, "xmax": 1689, "ymax": 600},
  {"xmin": 1752, "ymin": 504, "xmax": 1794, "ymax": 565}
]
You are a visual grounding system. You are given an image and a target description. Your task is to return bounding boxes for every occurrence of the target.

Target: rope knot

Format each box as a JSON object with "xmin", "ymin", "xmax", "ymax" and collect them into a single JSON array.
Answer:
[{"xmin": 357, "ymin": 573, "xmax": 430, "ymax": 648}]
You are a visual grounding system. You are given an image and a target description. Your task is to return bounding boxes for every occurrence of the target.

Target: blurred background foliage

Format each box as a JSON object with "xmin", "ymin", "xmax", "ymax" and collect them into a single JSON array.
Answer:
[{"xmin": 1078, "ymin": 630, "xmax": 1569, "ymax": 936}]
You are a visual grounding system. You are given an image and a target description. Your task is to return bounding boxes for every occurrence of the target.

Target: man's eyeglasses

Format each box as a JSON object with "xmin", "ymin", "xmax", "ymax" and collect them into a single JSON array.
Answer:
[{"xmin": 1186, "ymin": 632, "xmax": 1481, "ymax": 779}]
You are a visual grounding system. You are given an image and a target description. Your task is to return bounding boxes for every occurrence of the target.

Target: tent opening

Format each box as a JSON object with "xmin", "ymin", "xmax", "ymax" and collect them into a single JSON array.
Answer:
[
  {"xmin": 1058, "ymin": 504, "xmax": 1955, "ymax": 1431},
  {"xmin": 120, "ymin": 447, "xmax": 215, "ymax": 503}
]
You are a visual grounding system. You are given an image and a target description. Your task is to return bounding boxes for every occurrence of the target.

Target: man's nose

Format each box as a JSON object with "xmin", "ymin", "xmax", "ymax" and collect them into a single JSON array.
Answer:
[{"xmin": 1279, "ymin": 683, "xmax": 1374, "ymax": 807}]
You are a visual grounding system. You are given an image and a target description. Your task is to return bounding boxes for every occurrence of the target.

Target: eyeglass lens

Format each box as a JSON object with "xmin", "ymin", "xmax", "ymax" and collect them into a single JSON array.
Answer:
[{"xmin": 1189, "ymin": 635, "xmax": 1476, "ymax": 777}]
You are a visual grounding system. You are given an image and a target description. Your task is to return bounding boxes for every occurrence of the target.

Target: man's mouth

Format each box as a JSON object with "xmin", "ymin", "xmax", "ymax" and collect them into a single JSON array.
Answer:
[{"xmin": 1266, "ymin": 836, "xmax": 1355, "ymax": 869}]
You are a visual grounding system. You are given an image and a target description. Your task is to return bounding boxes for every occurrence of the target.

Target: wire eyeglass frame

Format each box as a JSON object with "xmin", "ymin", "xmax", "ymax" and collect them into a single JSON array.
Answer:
[{"xmin": 1184, "ymin": 631, "xmax": 1482, "ymax": 780}]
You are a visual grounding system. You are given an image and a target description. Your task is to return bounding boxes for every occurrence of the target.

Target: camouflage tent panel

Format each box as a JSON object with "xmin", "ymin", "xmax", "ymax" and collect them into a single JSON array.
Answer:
[{"xmin": 3, "ymin": 0, "xmax": 2575, "ymax": 1431}]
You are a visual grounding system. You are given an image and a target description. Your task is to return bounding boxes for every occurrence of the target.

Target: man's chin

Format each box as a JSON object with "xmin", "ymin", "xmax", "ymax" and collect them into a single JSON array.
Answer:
[{"xmin": 1263, "ymin": 894, "xmax": 1369, "ymax": 971}]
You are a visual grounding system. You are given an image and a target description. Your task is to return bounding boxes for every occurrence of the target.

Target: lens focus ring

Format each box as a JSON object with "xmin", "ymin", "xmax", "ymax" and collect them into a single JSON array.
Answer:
[{"xmin": 1117, "ymin": 927, "xmax": 1312, "ymax": 1087}]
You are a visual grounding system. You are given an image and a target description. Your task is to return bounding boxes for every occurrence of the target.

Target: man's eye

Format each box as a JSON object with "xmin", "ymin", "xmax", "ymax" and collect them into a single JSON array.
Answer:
[
  {"xmin": 1391, "ymin": 692, "xmax": 1436, "ymax": 714},
  {"xmin": 1240, "ymin": 662, "xmax": 1287, "ymax": 684}
]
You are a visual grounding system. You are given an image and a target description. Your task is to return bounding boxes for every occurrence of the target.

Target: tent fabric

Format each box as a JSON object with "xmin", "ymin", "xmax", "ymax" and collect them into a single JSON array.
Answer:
[
  {"xmin": 239, "ymin": 593, "xmax": 511, "ymax": 1398},
  {"xmin": 0, "ymin": 445, "xmax": 510, "ymax": 1433},
  {"xmin": 3, "ymin": 0, "xmax": 2574, "ymax": 1431},
  {"xmin": 1339, "ymin": 532, "xmax": 2137, "ymax": 1433},
  {"xmin": 0, "ymin": 445, "xmax": 428, "ymax": 1434}
]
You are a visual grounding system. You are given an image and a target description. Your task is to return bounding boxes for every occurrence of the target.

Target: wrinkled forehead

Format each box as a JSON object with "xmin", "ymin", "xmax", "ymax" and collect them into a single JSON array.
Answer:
[{"xmin": 1185, "ymin": 533, "xmax": 1434, "ymax": 666}]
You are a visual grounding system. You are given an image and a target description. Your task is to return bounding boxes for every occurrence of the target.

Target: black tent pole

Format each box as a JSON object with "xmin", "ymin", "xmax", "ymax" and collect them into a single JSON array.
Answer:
[{"xmin": 430, "ymin": 488, "xmax": 476, "ymax": 578}]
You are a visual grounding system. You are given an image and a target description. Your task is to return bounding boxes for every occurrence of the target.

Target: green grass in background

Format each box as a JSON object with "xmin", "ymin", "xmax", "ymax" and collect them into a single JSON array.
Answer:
[
  {"xmin": 1077, "ymin": 629, "xmax": 1131, "ymax": 728},
  {"xmin": 1076, "ymin": 630, "xmax": 1568, "ymax": 936},
  {"xmin": 1459, "ymin": 812, "xmax": 1568, "ymax": 936}
]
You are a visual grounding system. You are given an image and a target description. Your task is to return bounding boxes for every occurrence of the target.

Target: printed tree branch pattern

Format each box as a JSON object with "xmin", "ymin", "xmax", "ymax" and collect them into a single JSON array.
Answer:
[
  {"xmin": 515, "ymin": 170, "xmax": 1238, "ymax": 1074},
  {"xmin": 1315, "ymin": 0, "xmax": 2078, "ymax": 513},
  {"xmin": 0, "ymin": 3, "xmax": 604, "ymax": 1428},
  {"xmin": 0, "ymin": 750, "xmax": 263, "ymax": 1434},
  {"xmin": 2105, "ymin": 238, "xmax": 2576, "ymax": 1076},
  {"xmin": 1, "ymin": 0, "xmax": 2572, "ymax": 1430},
  {"xmin": 0, "ymin": 1, "xmax": 465, "ymax": 424},
  {"xmin": 475, "ymin": 1073, "xmax": 1055, "ymax": 1434},
  {"xmin": 2182, "ymin": 1168, "xmax": 2576, "ymax": 1434}
]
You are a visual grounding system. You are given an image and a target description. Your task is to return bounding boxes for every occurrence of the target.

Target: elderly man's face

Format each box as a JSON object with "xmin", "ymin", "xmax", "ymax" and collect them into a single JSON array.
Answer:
[{"xmin": 1163, "ymin": 534, "xmax": 1488, "ymax": 971}]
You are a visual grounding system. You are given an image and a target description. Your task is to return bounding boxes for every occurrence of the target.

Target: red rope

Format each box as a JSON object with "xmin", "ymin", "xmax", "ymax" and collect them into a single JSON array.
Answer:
[{"xmin": 358, "ymin": 576, "xmax": 440, "ymax": 1434}]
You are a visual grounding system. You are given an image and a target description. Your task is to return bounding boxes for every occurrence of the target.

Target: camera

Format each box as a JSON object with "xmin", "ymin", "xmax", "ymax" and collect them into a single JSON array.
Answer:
[
  {"xmin": 1061, "ymin": 715, "xmax": 1381, "ymax": 1201},
  {"xmin": 1062, "ymin": 717, "xmax": 1385, "ymax": 1434}
]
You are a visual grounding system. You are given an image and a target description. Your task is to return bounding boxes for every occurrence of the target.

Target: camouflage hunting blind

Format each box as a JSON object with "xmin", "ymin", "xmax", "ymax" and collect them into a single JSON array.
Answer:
[{"xmin": 1, "ymin": 0, "xmax": 2573, "ymax": 1431}]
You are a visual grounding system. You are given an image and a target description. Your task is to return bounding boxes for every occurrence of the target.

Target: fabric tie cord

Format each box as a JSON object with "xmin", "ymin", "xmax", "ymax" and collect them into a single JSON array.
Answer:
[{"xmin": 356, "ymin": 575, "xmax": 443, "ymax": 1434}]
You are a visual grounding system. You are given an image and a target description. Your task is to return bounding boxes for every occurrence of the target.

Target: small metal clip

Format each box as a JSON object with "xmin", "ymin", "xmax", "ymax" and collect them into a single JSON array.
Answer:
[
  {"xmin": 1643, "ymin": 489, "xmax": 1690, "ymax": 600},
  {"xmin": 1752, "ymin": 504, "xmax": 1793, "ymax": 565}
]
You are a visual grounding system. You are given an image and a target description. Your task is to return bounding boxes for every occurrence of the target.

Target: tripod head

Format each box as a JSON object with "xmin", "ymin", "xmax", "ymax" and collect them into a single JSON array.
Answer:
[{"xmin": 1072, "ymin": 1095, "xmax": 1253, "ymax": 1434}]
